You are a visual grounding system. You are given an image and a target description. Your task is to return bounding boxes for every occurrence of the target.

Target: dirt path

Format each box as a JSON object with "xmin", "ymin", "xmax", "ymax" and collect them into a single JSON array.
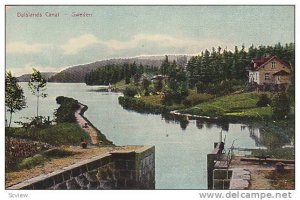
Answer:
[
  {"xmin": 75, "ymin": 104, "xmax": 98, "ymax": 145},
  {"xmin": 248, "ymin": 169, "xmax": 274, "ymax": 189}
]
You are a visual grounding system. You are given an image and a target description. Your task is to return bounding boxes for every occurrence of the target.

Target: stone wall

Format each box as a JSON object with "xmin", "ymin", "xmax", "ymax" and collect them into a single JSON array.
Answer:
[{"xmin": 8, "ymin": 146, "xmax": 155, "ymax": 190}]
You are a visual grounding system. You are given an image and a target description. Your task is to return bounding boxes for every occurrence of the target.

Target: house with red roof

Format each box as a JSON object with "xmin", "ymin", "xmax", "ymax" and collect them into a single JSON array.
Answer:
[{"xmin": 248, "ymin": 56, "xmax": 291, "ymax": 87}]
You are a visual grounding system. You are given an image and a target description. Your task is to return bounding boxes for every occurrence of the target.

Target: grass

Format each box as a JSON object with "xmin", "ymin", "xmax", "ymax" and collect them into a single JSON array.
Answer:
[
  {"xmin": 265, "ymin": 169, "xmax": 295, "ymax": 189},
  {"xmin": 138, "ymin": 90, "xmax": 213, "ymax": 110},
  {"xmin": 185, "ymin": 90, "xmax": 214, "ymax": 106},
  {"xmin": 16, "ymin": 148, "xmax": 76, "ymax": 170},
  {"xmin": 113, "ymin": 80, "xmax": 127, "ymax": 91},
  {"xmin": 6, "ymin": 123, "xmax": 90, "ymax": 146},
  {"xmin": 252, "ymin": 148, "xmax": 294, "ymax": 160},
  {"xmin": 140, "ymin": 94, "xmax": 163, "ymax": 106},
  {"xmin": 17, "ymin": 154, "xmax": 47, "ymax": 170},
  {"xmin": 182, "ymin": 92, "xmax": 272, "ymax": 119}
]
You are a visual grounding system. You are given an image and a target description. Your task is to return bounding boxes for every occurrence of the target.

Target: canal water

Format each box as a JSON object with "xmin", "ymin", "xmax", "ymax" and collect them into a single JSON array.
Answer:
[{"xmin": 8, "ymin": 83, "xmax": 264, "ymax": 189}]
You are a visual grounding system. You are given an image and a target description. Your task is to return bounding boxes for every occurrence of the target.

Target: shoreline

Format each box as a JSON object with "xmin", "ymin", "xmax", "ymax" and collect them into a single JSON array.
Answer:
[{"xmin": 76, "ymin": 102, "xmax": 114, "ymax": 146}]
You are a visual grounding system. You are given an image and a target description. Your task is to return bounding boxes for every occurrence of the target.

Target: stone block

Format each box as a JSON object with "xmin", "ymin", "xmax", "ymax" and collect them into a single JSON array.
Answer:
[
  {"xmin": 126, "ymin": 179, "xmax": 137, "ymax": 189},
  {"xmin": 66, "ymin": 178, "xmax": 81, "ymax": 189},
  {"xmin": 62, "ymin": 170, "xmax": 72, "ymax": 181},
  {"xmin": 87, "ymin": 159, "xmax": 102, "ymax": 171},
  {"xmin": 83, "ymin": 171, "xmax": 98, "ymax": 182},
  {"xmin": 75, "ymin": 174, "xmax": 89, "ymax": 188},
  {"xmin": 80, "ymin": 165, "xmax": 88, "ymax": 174},
  {"xmin": 33, "ymin": 178, "xmax": 54, "ymax": 189},
  {"xmin": 126, "ymin": 160, "xmax": 136, "ymax": 170},
  {"xmin": 52, "ymin": 174, "xmax": 64, "ymax": 185},
  {"xmin": 53, "ymin": 182, "xmax": 67, "ymax": 190},
  {"xmin": 87, "ymin": 181, "xmax": 100, "ymax": 190},
  {"xmin": 114, "ymin": 160, "xmax": 127, "ymax": 170},
  {"xmin": 119, "ymin": 170, "xmax": 132, "ymax": 179},
  {"xmin": 111, "ymin": 152, "xmax": 136, "ymax": 160},
  {"xmin": 117, "ymin": 178, "xmax": 126, "ymax": 188},
  {"xmin": 100, "ymin": 156, "xmax": 111, "ymax": 166},
  {"xmin": 71, "ymin": 166, "xmax": 82, "ymax": 177}
]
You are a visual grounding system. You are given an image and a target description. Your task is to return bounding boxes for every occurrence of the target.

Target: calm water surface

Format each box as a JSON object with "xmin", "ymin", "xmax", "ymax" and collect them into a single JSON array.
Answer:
[{"xmin": 9, "ymin": 83, "xmax": 264, "ymax": 189}]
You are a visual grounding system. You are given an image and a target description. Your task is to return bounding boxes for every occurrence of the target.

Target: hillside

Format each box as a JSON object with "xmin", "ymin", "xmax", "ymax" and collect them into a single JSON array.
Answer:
[
  {"xmin": 49, "ymin": 55, "xmax": 191, "ymax": 83},
  {"xmin": 17, "ymin": 72, "xmax": 56, "ymax": 82}
]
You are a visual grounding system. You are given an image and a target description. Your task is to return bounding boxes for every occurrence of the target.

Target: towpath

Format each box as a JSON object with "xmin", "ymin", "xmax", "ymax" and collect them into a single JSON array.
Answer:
[{"xmin": 75, "ymin": 104, "xmax": 98, "ymax": 145}]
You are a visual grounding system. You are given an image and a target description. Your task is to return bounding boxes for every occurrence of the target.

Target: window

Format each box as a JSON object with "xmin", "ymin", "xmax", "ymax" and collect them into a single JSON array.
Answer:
[
  {"xmin": 271, "ymin": 61, "xmax": 276, "ymax": 69},
  {"xmin": 265, "ymin": 73, "xmax": 270, "ymax": 80}
]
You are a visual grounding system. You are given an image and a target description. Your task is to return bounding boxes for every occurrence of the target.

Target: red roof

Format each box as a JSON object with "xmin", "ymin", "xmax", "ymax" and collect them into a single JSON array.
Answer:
[{"xmin": 249, "ymin": 56, "xmax": 291, "ymax": 71}]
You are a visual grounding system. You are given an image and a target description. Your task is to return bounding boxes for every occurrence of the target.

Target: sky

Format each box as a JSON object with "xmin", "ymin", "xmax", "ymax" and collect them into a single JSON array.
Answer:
[{"xmin": 5, "ymin": 5, "xmax": 294, "ymax": 76}]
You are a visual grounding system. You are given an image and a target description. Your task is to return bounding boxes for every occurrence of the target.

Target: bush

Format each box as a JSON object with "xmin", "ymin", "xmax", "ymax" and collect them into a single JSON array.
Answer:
[
  {"xmin": 54, "ymin": 96, "xmax": 80, "ymax": 123},
  {"xmin": 183, "ymin": 91, "xmax": 214, "ymax": 106},
  {"xmin": 271, "ymin": 93, "xmax": 290, "ymax": 119},
  {"xmin": 8, "ymin": 123, "xmax": 89, "ymax": 145},
  {"xmin": 123, "ymin": 86, "xmax": 138, "ymax": 97},
  {"xmin": 256, "ymin": 94, "xmax": 271, "ymax": 107},
  {"xmin": 17, "ymin": 154, "xmax": 46, "ymax": 170}
]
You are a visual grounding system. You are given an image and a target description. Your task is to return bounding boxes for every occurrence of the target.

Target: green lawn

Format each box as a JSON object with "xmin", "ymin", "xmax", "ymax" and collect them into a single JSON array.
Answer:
[
  {"xmin": 140, "ymin": 94, "xmax": 163, "ymax": 106},
  {"xmin": 182, "ymin": 92, "xmax": 272, "ymax": 119},
  {"xmin": 6, "ymin": 123, "xmax": 89, "ymax": 146}
]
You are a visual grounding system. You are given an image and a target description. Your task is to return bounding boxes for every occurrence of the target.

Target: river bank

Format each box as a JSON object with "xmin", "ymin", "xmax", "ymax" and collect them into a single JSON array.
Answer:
[
  {"xmin": 8, "ymin": 82, "xmax": 293, "ymax": 189},
  {"xmin": 76, "ymin": 103, "xmax": 114, "ymax": 146},
  {"xmin": 118, "ymin": 92, "xmax": 294, "ymax": 159}
]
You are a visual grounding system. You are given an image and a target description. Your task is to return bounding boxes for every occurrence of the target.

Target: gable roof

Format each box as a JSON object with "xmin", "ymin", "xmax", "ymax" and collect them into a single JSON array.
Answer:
[{"xmin": 249, "ymin": 56, "xmax": 291, "ymax": 71}]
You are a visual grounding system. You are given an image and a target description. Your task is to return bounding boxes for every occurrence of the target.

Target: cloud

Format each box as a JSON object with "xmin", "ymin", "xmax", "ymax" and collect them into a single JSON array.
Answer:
[
  {"xmin": 6, "ymin": 41, "xmax": 49, "ymax": 54},
  {"xmin": 60, "ymin": 33, "xmax": 227, "ymax": 55},
  {"xmin": 102, "ymin": 34, "xmax": 200, "ymax": 50},
  {"xmin": 60, "ymin": 34, "xmax": 100, "ymax": 55}
]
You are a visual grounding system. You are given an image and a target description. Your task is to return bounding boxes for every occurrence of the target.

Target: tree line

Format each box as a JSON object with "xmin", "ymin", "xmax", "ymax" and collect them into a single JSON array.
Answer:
[
  {"xmin": 85, "ymin": 63, "xmax": 159, "ymax": 85},
  {"xmin": 186, "ymin": 43, "xmax": 295, "ymax": 88}
]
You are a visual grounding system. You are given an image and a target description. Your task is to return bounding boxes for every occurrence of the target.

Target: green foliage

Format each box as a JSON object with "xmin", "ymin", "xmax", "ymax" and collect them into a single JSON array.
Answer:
[
  {"xmin": 5, "ymin": 71, "xmax": 26, "ymax": 127},
  {"xmin": 161, "ymin": 87, "xmax": 173, "ymax": 105},
  {"xmin": 187, "ymin": 43, "xmax": 295, "ymax": 87},
  {"xmin": 16, "ymin": 148, "xmax": 75, "ymax": 170},
  {"xmin": 183, "ymin": 91, "xmax": 214, "ymax": 106},
  {"xmin": 15, "ymin": 116, "xmax": 52, "ymax": 129},
  {"xmin": 8, "ymin": 123, "xmax": 89, "ymax": 145},
  {"xmin": 123, "ymin": 86, "xmax": 139, "ymax": 97},
  {"xmin": 141, "ymin": 78, "xmax": 151, "ymax": 95},
  {"xmin": 85, "ymin": 63, "xmax": 159, "ymax": 86},
  {"xmin": 119, "ymin": 96, "xmax": 185, "ymax": 115},
  {"xmin": 17, "ymin": 154, "xmax": 46, "ymax": 170},
  {"xmin": 161, "ymin": 60, "xmax": 188, "ymax": 104},
  {"xmin": 153, "ymin": 79, "xmax": 163, "ymax": 93},
  {"xmin": 256, "ymin": 94, "xmax": 271, "ymax": 107},
  {"xmin": 271, "ymin": 93, "xmax": 290, "ymax": 119},
  {"xmin": 54, "ymin": 96, "xmax": 80, "ymax": 123},
  {"xmin": 28, "ymin": 68, "xmax": 47, "ymax": 117},
  {"xmin": 252, "ymin": 148, "xmax": 294, "ymax": 160},
  {"xmin": 196, "ymin": 80, "xmax": 234, "ymax": 96},
  {"xmin": 182, "ymin": 92, "xmax": 270, "ymax": 119}
]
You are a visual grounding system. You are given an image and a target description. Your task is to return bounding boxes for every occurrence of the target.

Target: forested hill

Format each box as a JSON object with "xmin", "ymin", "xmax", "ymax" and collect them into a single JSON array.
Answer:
[
  {"xmin": 17, "ymin": 72, "xmax": 56, "ymax": 82},
  {"xmin": 49, "ymin": 55, "xmax": 190, "ymax": 83}
]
